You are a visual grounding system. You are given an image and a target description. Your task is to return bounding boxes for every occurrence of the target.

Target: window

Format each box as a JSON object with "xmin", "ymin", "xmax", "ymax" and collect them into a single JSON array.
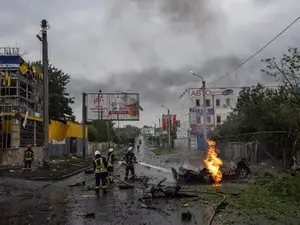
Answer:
[
  {"xmin": 207, "ymin": 116, "xmax": 211, "ymax": 123},
  {"xmin": 196, "ymin": 116, "xmax": 201, "ymax": 124},
  {"xmin": 226, "ymin": 98, "xmax": 231, "ymax": 106},
  {"xmin": 217, "ymin": 116, "xmax": 221, "ymax": 124},
  {"xmin": 216, "ymin": 99, "xmax": 220, "ymax": 107},
  {"xmin": 195, "ymin": 99, "xmax": 200, "ymax": 107},
  {"xmin": 206, "ymin": 99, "xmax": 211, "ymax": 107}
]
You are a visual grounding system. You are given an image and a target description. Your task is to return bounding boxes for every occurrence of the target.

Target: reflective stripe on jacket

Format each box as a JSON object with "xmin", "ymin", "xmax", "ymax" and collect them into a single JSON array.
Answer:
[
  {"xmin": 24, "ymin": 150, "xmax": 34, "ymax": 161},
  {"xmin": 95, "ymin": 158, "xmax": 107, "ymax": 173},
  {"xmin": 107, "ymin": 153, "xmax": 116, "ymax": 167},
  {"xmin": 107, "ymin": 154, "xmax": 113, "ymax": 167}
]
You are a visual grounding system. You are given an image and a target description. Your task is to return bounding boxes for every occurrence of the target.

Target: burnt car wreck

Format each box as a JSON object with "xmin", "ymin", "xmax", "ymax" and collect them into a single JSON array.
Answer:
[{"xmin": 172, "ymin": 158, "xmax": 251, "ymax": 184}]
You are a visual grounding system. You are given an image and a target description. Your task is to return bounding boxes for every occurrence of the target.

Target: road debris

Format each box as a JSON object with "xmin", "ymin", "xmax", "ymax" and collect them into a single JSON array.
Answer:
[
  {"xmin": 181, "ymin": 211, "xmax": 192, "ymax": 222},
  {"xmin": 172, "ymin": 158, "xmax": 251, "ymax": 184},
  {"xmin": 68, "ymin": 181, "xmax": 85, "ymax": 187},
  {"xmin": 84, "ymin": 212, "xmax": 95, "ymax": 219}
]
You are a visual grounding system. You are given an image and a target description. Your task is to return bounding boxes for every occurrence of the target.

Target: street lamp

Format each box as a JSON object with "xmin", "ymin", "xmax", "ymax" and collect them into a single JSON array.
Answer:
[
  {"xmin": 151, "ymin": 121, "xmax": 157, "ymax": 147},
  {"xmin": 161, "ymin": 105, "xmax": 171, "ymax": 151},
  {"xmin": 190, "ymin": 71, "xmax": 207, "ymax": 150}
]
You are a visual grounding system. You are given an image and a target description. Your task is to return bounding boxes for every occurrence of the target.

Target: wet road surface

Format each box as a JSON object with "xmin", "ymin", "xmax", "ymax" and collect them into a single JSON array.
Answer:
[{"xmin": 0, "ymin": 144, "xmax": 207, "ymax": 225}]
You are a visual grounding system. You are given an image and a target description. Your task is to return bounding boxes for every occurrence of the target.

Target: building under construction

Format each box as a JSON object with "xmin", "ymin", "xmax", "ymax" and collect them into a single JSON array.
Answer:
[{"xmin": 0, "ymin": 47, "xmax": 43, "ymax": 150}]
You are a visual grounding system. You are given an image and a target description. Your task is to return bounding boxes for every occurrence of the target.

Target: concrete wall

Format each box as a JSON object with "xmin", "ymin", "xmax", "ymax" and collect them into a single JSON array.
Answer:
[{"xmin": 0, "ymin": 146, "xmax": 43, "ymax": 166}]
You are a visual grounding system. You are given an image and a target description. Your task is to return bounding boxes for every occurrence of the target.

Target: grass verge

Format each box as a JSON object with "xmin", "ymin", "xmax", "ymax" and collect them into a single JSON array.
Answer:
[
  {"xmin": 228, "ymin": 173, "xmax": 300, "ymax": 222},
  {"xmin": 214, "ymin": 173, "xmax": 300, "ymax": 224},
  {"xmin": 183, "ymin": 172, "xmax": 300, "ymax": 225}
]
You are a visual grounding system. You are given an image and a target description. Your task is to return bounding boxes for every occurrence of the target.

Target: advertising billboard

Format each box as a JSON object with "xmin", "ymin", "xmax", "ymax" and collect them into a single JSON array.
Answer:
[
  {"xmin": 86, "ymin": 93, "xmax": 140, "ymax": 121},
  {"xmin": 190, "ymin": 88, "xmax": 235, "ymax": 97}
]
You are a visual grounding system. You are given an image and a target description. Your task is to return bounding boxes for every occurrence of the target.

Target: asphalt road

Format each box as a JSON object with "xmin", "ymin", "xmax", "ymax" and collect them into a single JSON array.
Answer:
[{"xmin": 0, "ymin": 144, "xmax": 207, "ymax": 225}]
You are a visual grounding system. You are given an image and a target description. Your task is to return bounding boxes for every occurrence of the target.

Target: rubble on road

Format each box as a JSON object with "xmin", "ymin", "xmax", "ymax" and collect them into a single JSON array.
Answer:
[
  {"xmin": 181, "ymin": 211, "xmax": 192, "ymax": 222},
  {"xmin": 68, "ymin": 181, "xmax": 86, "ymax": 187}
]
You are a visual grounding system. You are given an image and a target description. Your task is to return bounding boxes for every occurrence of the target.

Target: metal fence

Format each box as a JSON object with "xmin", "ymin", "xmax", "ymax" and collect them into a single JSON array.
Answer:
[
  {"xmin": 213, "ymin": 131, "xmax": 295, "ymax": 167},
  {"xmin": 174, "ymin": 138, "xmax": 189, "ymax": 151},
  {"xmin": 217, "ymin": 141, "xmax": 259, "ymax": 164},
  {"xmin": 49, "ymin": 139, "xmax": 119, "ymax": 157}
]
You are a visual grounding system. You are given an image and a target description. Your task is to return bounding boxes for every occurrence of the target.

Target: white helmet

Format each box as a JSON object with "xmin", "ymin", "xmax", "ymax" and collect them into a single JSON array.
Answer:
[
  {"xmin": 108, "ymin": 148, "xmax": 114, "ymax": 152},
  {"xmin": 94, "ymin": 150, "xmax": 101, "ymax": 156}
]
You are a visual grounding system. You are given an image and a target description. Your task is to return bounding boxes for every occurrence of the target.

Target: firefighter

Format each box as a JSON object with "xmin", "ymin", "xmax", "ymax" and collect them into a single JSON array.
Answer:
[
  {"xmin": 124, "ymin": 147, "xmax": 137, "ymax": 180},
  {"xmin": 93, "ymin": 151, "xmax": 108, "ymax": 194},
  {"xmin": 23, "ymin": 144, "xmax": 34, "ymax": 170},
  {"xmin": 107, "ymin": 148, "xmax": 116, "ymax": 183}
]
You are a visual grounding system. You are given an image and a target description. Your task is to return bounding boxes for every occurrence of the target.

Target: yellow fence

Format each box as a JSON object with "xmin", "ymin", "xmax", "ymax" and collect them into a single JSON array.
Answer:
[
  {"xmin": 49, "ymin": 120, "xmax": 88, "ymax": 141},
  {"xmin": 1, "ymin": 113, "xmax": 88, "ymax": 142}
]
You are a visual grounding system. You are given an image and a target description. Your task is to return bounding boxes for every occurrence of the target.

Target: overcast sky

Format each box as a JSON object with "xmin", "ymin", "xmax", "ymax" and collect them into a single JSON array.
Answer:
[{"xmin": 1, "ymin": 0, "xmax": 299, "ymax": 127}]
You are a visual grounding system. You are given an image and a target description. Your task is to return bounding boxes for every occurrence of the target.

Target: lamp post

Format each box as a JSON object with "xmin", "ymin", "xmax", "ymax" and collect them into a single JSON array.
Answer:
[
  {"xmin": 190, "ymin": 71, "xmax": 207, "ymax": 150},
  {"xmin": 152, "ymin": 121, "xmax": 156, "ymax": 147},
  {"xmin": 161, "ymin": 105, "xmax": 171, "ymax": 152}
]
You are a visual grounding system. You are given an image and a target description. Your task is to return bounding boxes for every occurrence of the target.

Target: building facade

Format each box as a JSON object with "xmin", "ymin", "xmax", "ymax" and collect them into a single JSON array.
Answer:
[
  {"xmin": 176, "ymin": 86, "xmax": 277, "ymax": 151},
  {"xmin": 0, "ymin": 47, "xmax": 44, "ymax": 150}
]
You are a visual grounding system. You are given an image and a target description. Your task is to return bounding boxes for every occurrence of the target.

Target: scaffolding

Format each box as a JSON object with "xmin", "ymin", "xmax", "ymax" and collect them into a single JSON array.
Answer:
[{"xmin": 0, "ymin": 47, "xmax": 43, "ymax": 150}]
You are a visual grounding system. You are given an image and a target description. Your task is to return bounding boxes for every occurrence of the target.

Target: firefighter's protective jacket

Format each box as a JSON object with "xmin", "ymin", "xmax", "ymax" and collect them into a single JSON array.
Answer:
[
  {"xmin": 93, "ymin": 155, "xmax": 108, "ymax": 173},
  {"xmin": 24, "ymin": 148, "xmax": 34, "ymax": 161},
  {"xmin": 107, "ymin": 152, "xmax": 116, "ymax": 167},
  {"xmin": 124, "ymin": 152, "xmax": 137, "ymax": 166}
]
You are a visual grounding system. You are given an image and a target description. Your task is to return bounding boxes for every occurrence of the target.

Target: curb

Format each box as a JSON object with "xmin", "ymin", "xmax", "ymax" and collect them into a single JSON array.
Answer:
[
  {"xmin": 55, "ymin": 166, "xmax": 93, "ymax": 180},
  {"xmin": 31, "ymin": 166, "xmax": 93, "ymax": 183}
]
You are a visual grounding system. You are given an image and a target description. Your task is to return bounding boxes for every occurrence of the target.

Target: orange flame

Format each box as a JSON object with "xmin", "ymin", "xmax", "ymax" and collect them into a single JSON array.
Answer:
[{"xmin": 204, "ymin": 139, "xmax": 223, "ymax": 186}]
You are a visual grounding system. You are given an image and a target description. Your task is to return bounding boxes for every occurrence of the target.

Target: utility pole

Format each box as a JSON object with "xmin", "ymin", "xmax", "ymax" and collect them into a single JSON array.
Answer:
[
  {"xmin": 41, "ymin": 19, "xmax": 49, "ymax": 160},
  {"xmin": 190, "ymin": 71, "xmax": 207, "ymax": 151},
  {"xmin": 82, "ymin": 92, "xmax": 86, "ymax": 160},
  {"xmin": 154, "ymin": 123, "xmax": 157, "ymax": 147},
  {"xmin": 168, "ymin": 109, "xmax": 171, "ymax": 152},
  {"xmin": 202, "ymin": 80, "xmax": 208, "ymax": 150},
  {"xmin": 107, "ymin": 121, "xmax": 110, "ymax": 148}
]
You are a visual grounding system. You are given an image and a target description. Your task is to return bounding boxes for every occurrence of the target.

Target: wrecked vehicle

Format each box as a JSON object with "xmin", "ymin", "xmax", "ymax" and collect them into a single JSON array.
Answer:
[{"xmin": 172, "ymin": 158, "xmax": 251, "ymax": 184}]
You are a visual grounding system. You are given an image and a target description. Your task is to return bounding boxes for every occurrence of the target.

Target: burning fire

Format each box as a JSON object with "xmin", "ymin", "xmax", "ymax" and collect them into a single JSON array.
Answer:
[{"xmin": 204, "ymin": 139, "xmax": 223, "ymax": 186}]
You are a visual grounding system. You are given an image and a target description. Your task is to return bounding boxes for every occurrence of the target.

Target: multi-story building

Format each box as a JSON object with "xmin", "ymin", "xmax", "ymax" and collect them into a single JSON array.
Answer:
[
  {"xmin": 0, "ymin": 47, "xmax": 43, "ymax": 150},
  {"xmin": 176, "ymin": 86, "xmax": 277, "ymax": 151}
]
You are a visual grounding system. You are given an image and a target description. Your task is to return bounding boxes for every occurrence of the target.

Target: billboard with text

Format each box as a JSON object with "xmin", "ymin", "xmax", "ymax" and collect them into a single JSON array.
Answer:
[{"xmin": 86, "ymin": 93, "xmax": 140, "ymax": 121}]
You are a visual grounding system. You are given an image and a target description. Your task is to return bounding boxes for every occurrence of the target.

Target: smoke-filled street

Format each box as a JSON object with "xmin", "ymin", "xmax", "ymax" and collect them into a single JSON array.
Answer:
[{"xmin": 0, "ymin": 144, "xmax": 209, "ymax": 225}]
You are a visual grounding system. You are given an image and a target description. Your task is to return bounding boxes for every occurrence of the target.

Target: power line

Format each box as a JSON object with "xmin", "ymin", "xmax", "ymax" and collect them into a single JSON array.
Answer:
[{"xmin": 208, "ymin": 15, "xmax": 300, "ymax": 86}]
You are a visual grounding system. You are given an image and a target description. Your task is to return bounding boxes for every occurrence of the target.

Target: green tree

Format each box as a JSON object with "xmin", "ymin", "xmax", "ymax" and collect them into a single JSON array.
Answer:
[
  {"xmin": 88, "ymin": 120, "xmax": 116, "ymax": 142},
  {"xmin": 213, "ymin": 47, "xmax": 300, "ymax": 167},
  {"xmin": 33, "ymin": 61, "xmax": 74, "ymax": 120}
]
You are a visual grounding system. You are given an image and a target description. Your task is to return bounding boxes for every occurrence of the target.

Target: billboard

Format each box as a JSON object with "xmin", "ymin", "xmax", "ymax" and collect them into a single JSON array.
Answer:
[
  {"xmin": 86, "ymin": 93, "xmax": 139, "ymax": 121},
  {"xmin": 190, "ymin": 88, "xmax": 235, "ymax": 97}
]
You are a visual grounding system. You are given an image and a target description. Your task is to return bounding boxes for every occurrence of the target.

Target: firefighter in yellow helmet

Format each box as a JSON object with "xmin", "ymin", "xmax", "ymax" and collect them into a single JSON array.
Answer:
[
  {"xmin": 23, "ymin": 144, "xmax": 34, "ymax": 170},
  {"xmin": 107, "ymin": 148, "xmax": 116, "ymax": 183},
  {"xmin": 93, "ymin": 151, "xmax": 108, "ymax": 194}
]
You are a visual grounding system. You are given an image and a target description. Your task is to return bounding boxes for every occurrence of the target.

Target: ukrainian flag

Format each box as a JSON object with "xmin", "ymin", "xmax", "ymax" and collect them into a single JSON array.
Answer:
[
  {"xmin": 20, "ymin": 58, "xmax": 28, "ymax": 75},
  {"xmin": 5, "ymin": 72, "xmax": 11, "ymax": 87}
]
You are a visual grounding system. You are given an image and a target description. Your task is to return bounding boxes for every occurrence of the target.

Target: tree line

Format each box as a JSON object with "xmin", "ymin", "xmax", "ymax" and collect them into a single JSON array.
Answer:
[{"xmin": 212, "ymin": 47, "xmax": 300, "ymax": 167}]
